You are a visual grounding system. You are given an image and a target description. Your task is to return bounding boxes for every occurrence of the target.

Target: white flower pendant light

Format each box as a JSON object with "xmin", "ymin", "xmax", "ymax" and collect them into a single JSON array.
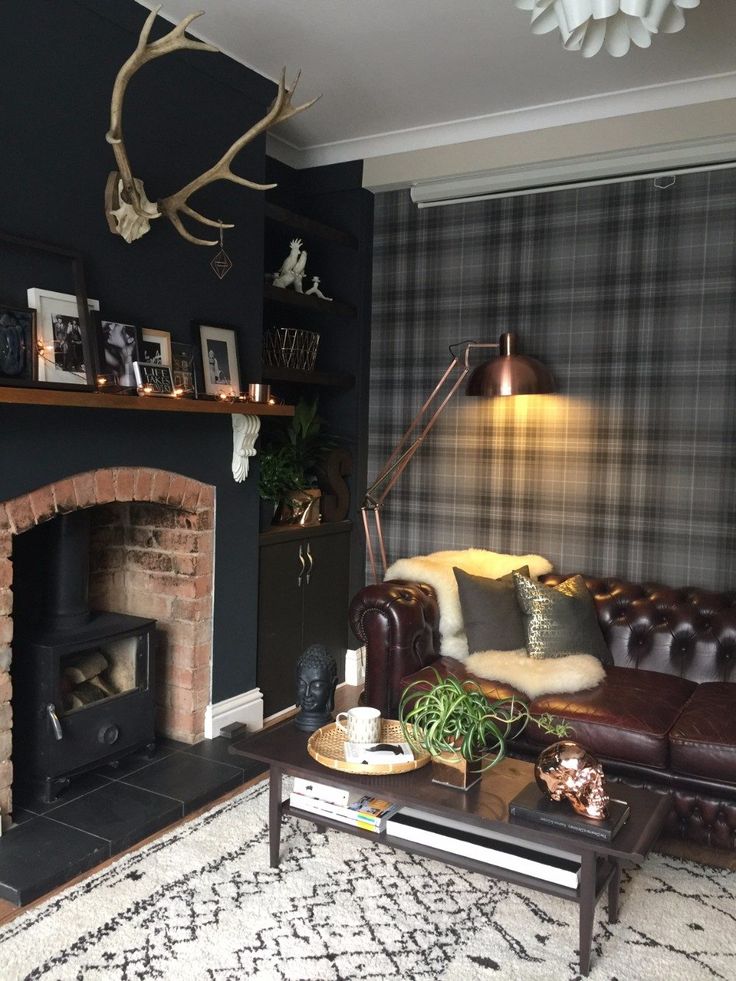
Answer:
[{"xmin": 515, "ymin": 0, "xmax": 701, "ymax": 57}]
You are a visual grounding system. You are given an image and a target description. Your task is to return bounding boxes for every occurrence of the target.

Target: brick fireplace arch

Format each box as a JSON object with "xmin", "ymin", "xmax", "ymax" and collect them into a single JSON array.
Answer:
[{"xmin": 0, "ymin": 467, "xmax": 215, "ymax": 823}]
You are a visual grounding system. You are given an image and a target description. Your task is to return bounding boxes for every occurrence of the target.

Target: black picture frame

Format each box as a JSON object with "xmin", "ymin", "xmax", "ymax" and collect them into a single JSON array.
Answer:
[
  {"xmin": 133, "ymin": 361, "xmax": 175, "ymax": 396},
  {"xmin": 96, "ymin": 319, "xmax": 141, "ymax": 391},
  {"xmin": 0, "ymin": 230, "xmax": 96, "ymax": 391},
  {"xmin": 171, "ymin": 341, "xmax": 198, "ymax": 397},
  {"xmin": 195, "ymin": 321, "xmax": 242, "ymax": 397},
  {"xmin": 0, "ymin": 304, "xmax": 37, "ymax": 385}
]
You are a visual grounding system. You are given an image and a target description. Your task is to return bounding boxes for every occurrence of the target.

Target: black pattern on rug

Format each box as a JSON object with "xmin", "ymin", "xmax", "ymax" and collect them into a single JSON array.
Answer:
[{"xmin": 1, "ymin": 780, "xmax": 735, "ymax": 980}]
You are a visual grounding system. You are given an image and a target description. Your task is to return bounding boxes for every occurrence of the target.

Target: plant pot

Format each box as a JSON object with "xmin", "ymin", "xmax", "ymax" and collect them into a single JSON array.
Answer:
[
  {"xmin": 272, "ymin": 489, "xmax": 321, "ymax": 526},
  {"xmin": 430, "ymin": 752, "xmax": 486, "ymax": 791}
]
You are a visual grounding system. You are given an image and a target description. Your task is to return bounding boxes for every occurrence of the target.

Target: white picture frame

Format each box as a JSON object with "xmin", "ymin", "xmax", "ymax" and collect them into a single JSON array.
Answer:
[
  {"xmin": 197, "ymin": 322, "xmax": 241, "ymax": 397},
  {"xmin": 27, "ymin": 287, "xmax": 99, "ymax": 388},
  {"xmin": 140, "ymin": 328, "xmax": 172, "ymax": 367}
]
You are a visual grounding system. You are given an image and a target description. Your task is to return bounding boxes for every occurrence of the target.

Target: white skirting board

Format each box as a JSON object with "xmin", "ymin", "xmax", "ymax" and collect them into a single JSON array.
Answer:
[
  {"xmin": 345, "ymin": 647, "xmax": 365, "ymax": 686},
  {"xmin": 204, "ymin": 687, "xmax": 264, "ymax": 739}
]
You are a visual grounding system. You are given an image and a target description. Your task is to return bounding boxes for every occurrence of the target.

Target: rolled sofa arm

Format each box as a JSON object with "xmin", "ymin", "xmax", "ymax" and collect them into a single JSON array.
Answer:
[{"xmin": 349, "ymin": 580, "xmax": 441, "ymax": 718}]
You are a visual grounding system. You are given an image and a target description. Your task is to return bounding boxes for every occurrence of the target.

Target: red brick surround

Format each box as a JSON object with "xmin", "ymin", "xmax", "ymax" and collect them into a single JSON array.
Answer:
[{"xmin": 0, "ymin": 468, "xmax": 215, "ymax": 824}]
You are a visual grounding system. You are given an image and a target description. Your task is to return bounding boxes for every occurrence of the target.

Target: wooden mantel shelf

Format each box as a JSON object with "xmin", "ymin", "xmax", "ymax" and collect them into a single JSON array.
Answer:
[{"xmin": 0, "ymin": 387, "xmax": 294, "ymax": 417}]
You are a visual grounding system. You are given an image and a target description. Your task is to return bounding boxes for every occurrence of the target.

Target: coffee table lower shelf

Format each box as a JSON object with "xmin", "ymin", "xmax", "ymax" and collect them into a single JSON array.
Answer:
[
  {"xmin": 281, "ymin": 796, "xmax": 621, "ymax": 976},
  {"xmin": 285, "ymin": 801, "xmax": 616, "ymax": 903}
]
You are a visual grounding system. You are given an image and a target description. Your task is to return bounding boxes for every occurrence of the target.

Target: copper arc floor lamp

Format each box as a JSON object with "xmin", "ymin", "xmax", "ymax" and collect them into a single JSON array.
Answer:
[{"xmin": 361, "ymin": 332, "xmax": 555, "ymax": 583}]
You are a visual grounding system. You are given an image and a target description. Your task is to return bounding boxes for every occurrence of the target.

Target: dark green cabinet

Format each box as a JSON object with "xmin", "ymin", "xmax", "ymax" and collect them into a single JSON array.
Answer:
[{"xmin": 257, "ymin": 522, "xmax": 351, "ymax": 717}]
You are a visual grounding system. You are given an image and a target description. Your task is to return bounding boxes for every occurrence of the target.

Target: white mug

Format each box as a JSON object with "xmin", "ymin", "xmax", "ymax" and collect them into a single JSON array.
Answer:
[{"xmin": 335, "ymin": 706, "xmax": 382, "ymax": 744}]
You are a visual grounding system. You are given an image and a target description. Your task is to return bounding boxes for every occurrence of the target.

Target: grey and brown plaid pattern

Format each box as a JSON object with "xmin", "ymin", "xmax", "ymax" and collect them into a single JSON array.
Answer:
[{"xmin": 368, "ymin": 173, "xmax": 736, "ymax": 590}]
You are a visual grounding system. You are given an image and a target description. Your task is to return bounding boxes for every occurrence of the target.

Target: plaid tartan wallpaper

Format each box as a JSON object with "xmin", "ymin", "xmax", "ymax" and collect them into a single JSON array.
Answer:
[{"xmin": 368, "ymin": 172, "xmax": 736, "ymax": 590}]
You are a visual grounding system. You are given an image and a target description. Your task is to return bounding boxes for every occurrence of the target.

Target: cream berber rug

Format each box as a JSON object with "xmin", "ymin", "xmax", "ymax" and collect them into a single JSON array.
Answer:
[{"xmin": 2, "ymin": 779, "xmax": 734, "ymax": 980}]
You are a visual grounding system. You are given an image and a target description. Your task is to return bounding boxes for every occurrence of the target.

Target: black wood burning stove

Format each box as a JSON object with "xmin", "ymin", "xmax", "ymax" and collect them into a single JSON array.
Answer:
[{"xmin": 12, "ymin": 511, "xmax": 157, "ymax": 802}]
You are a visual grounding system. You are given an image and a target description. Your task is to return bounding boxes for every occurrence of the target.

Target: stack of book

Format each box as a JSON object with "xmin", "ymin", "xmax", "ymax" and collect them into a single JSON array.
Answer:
[
  {"xmin": 509, "ymin": 782, "xmax": 631, "ymax": 841},
  {"xmin": 289, "ymin": 778, "xmax": 400, "ymax": 833},
  {"xmin": 386, "ymin": 807, "xmax": 581, "ymax": 888}
]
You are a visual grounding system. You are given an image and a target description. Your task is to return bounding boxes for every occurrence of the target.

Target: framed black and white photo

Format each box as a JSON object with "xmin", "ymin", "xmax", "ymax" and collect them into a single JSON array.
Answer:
[
  {"xmin": 140, "ymin": 328, "xmax": 172, "ymax": 367},
  {"xmin": 97, "ymin": 320, "xmax": 140, "ymax": 390},
  {"xmin": 27, "ymin": 287, "xmax": 99, "ymax": 388},
  {"xmin": 197, "ymin": 322, "xmax": 241, "ymax": 397},
  {"xmin": 0, "ymin": 305, "xmax": 36, "ymax": 385},
  {"xmin": 171, "ymin": 341, "xmax": 198, "ymax": 397},
  {"xmin": 133, "ymin": 361, "xmax": 175, "ymax": 396}
]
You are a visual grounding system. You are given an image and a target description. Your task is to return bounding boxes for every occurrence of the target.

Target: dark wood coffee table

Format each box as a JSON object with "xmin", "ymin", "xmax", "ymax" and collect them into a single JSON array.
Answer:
[{"xmin": 231, "ymin": 721, "xmax": 671, "ymax": 976}]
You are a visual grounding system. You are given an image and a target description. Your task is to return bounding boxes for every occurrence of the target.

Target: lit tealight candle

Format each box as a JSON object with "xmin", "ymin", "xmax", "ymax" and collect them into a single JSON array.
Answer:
[
  {"xmin": 218, "ymin": 391, "xmax": 229, "ymax": 401},
  {"xmin": 173, "ymin": 388, "xmax": 184, "ymax": 398},
  {"xmin": 96, "ymin": 376, "xmax": 108, "ymax": 388},
  {"xmin": 141, "ymin": 384, "xmax": 153, "ymax": 396}
]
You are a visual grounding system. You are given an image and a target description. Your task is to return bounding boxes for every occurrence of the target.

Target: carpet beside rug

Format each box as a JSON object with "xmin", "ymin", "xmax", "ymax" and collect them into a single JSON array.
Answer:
[{"xmin": 1, "ymin": 778, "xmax": 734, "ymax": 980}]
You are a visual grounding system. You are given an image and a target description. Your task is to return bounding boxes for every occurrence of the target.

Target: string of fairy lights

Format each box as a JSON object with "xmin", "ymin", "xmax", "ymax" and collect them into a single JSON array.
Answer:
[{"xmin": 35, "ymin": 338, "xmax": 278, "ymax": 404}]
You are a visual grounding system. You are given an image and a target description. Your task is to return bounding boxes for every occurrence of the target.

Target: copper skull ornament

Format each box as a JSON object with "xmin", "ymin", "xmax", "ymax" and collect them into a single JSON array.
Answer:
[{"xmin": 535, "ymin": 740, "xmax": 610, "ymax": 819}]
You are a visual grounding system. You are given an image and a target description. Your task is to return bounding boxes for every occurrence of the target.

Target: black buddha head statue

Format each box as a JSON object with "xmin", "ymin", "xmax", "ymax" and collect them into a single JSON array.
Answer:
[{"xmin": 294, "ymin": 644, "xmax": 338, "ymax": 732}]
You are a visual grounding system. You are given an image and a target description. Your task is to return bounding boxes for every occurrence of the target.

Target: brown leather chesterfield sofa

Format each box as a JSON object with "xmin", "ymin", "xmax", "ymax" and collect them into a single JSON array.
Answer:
[{"xmin": 349, "ymin": 573, "xmax": 736, "ymax": 850}]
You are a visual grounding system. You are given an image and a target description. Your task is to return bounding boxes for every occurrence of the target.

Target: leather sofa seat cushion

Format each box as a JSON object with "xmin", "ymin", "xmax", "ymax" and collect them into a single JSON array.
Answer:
[
  {"xmin": 526, "ymin": 667, "xmax": 696, "ymax": 768},
  {"xmin": 402, "ymin": 662, "xmax": 696, "ymax": 769},
  {"xmin": 669, "ymin": 683, "xmax": 736, "ymax": 783}
]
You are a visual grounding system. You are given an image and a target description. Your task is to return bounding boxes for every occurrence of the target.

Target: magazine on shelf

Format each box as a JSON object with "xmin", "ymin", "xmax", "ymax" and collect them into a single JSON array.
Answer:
[
  {"xmin": 343, "ymin": 742, "xmax": 415, "ymax": 765},
  {"xmin": 289, "ymin": 791, "xmax": 400, "ymax": 832},
  {"xmin": 292, "ymin": 777, "xmax": 351, "ymax": 807},
  {"xmin": 509, "ymin": 783, "xmax": 631, "ymax": 842},
  {"xmin": 386, "ymin": 807, "xmax": 581, "ymax": 889}
]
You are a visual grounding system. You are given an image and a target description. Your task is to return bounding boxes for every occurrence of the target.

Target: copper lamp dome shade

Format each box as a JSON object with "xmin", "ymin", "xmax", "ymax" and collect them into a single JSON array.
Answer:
[{"xmin": 466, "ymin": 333, "xmax": 555, "ymax": 397}]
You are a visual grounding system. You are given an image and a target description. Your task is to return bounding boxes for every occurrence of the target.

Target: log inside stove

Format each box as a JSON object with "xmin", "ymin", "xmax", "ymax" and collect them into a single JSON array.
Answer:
[{"xmin": 61, "ymin": 651, "xmax": 119, "ymax": 712}]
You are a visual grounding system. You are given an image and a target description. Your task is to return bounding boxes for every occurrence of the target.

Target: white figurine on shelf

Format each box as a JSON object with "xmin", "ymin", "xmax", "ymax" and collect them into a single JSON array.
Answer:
[
  {"xmin": 273, "ymin": 238, "xmax": 303, "ymax": 289},
  {"xmin": 305, "ymin": 276, "xmax": 333, "ymax": 301},
  {"xmin": 293, "ymin": 248, "xmax": 308, "ymax": 293}
]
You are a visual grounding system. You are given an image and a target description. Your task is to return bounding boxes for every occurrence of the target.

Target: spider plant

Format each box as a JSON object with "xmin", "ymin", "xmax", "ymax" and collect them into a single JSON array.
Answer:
[{"xmin": 399, "ymin": 669, "xmax": 571, "ymax": 772}]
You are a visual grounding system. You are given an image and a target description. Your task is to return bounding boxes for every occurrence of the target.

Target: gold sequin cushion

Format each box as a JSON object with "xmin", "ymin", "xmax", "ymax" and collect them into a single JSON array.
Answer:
[{"xmin": 513, "ymin": 573, "xmax": 612, "ymax": 664}]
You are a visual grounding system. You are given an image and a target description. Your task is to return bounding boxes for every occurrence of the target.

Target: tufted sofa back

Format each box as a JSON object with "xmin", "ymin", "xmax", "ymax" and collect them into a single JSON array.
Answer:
[{"xmin": 540, "ymin": 574, "xmax": 736, "ymax": 684}]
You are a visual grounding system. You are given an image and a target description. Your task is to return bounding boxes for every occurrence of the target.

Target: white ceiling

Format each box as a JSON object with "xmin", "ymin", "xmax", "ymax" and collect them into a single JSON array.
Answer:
[{"xmin": 143, "ymin": 1, "xmax": 736, "ymax": 167}]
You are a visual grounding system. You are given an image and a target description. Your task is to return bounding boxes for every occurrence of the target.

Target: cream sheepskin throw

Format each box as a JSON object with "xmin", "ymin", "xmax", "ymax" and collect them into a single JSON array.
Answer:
[
  {"xmin": 385, "ymin": 548, "xmax": 553, "ymax": 661},
  {"xmin": 466, "ymin": 649, "xmax": 605, "ymax": 699}
]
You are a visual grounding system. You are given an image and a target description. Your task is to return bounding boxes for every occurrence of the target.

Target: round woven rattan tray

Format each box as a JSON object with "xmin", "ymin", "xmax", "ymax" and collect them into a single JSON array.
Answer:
[{"xmin": 307, "ymin": 719, "xmax": 430, "ymax": 775}]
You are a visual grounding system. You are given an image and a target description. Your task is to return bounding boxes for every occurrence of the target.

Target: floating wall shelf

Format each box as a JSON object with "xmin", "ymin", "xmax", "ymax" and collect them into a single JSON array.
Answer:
[
  {"xmin": 0, "ymin": 387, "xmax": 293, "ymax": 416},
  {"xmin": 264, "ymin": 203, "xmax": 357, "ymax": 248},
  {"xmin": 263, "ymin": 284, "xmax": 356, "ymax": 319},
  {"xmin": 262, "ymin": 367, "xmax": 355, "ymax": 391}
]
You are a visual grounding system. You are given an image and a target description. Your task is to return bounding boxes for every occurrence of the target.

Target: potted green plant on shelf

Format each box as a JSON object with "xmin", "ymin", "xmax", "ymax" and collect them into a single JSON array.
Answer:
[
  {"xmin": 399, "ymin": 670, "xmax": 571, "ymax": 790},
  {"xmin": 258, "ymin": 398, "xmax": 336, "ymax": 526}
]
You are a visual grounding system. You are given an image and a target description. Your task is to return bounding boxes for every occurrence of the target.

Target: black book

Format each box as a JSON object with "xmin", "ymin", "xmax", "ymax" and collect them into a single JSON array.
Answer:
[{"xmin": 509, "ymin": 782, "xmax": 630, "ymax": 842}]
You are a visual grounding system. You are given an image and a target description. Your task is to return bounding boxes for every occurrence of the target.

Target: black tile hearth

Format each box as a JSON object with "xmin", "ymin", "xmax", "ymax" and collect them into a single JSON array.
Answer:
[
  {"xmin": 101, "ymin": 741, "xmax": 176, "ymax": 778},
  {"xmin": 0, "ymin": 818, "xmax": 109, "ymax": 906},
  {"xmin": 47, "ymin": 781, "xmax": 182, "ymax": 855},
  {"xmin": 119, "ymin": 752, "xmax": 244, "ymax": 814},
  {"xmin": 14, "ymin": 772, "xmax": 112, "ymax": 816},
  {"xmin": 0, "ymin": 736, "xmax": 267, "ymax": 906}
]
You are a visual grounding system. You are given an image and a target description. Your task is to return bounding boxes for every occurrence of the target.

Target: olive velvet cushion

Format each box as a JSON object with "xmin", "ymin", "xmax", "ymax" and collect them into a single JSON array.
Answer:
[
  {"xmin": 453, "ymin": 565, "xmax": 530, "ymax": 654},
  {"xmin": 513, "ymin": 572, "xmax": 613, "ymax": 665}
]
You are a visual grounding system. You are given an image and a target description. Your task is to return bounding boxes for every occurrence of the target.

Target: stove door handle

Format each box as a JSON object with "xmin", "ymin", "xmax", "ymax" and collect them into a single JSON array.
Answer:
[{"xmin": 46, "ymin": 703, "xmax": 63, "ymax": 741}]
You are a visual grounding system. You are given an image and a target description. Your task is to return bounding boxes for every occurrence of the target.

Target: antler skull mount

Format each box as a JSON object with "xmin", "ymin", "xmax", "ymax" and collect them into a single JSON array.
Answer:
[{"xmin": 105, "ymin": 6, "xmax": 318, "ymax": 246}]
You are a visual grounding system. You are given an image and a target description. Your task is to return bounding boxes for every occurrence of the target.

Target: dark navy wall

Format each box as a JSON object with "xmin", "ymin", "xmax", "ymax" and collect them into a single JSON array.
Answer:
[{"xmin": 0, "ymin": 0, "xmax": 277, "ymax": 702}]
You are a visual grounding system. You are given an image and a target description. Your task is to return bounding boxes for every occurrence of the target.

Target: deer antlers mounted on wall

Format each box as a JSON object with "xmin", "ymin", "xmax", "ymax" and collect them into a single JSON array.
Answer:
[{"xmin": 105, "ymin": 6, "xmax": 317, "ymax": 246}]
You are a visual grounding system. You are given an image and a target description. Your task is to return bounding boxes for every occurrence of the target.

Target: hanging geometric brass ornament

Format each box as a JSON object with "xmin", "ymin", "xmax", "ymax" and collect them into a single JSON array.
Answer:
[{"xmin": 210, "ymin": 222, "xmax": 233, "ymax": 280}]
